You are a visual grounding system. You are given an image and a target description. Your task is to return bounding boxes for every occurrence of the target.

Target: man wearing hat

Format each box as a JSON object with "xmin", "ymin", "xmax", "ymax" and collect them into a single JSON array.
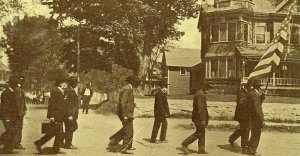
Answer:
[
  {"xmin": 34, "ymin": 78, "xmax": 69, "ymax": 154},
  {"xmin": 13, "ymin": 75, "xmax": 26, "ymax": 150},
  {"xmin": 0, "ymin": 76, "xmax": 20, "ymax": 154},
  {"xmin": 181, "ymin": 81, "xmax": 211, "ymax": 155},
  {"xmin": 81, "ymin": 83, "xmax": 93, "ymax": 114},
  {"xmin": 228, "ymin": 79, "xmax": 251, "ymax": 153},
  {"xmin": 108, "ymin": 75, "xmax": 140, "ymax": 154},
  {"xmin": 247, "ymin": 79, "xmax": 265, "ymax": 155},
  {"xmin": 150, "ymin": 80, "xmax": 170, "ymax": 143},
  {"xmin": 63, "ymin": 76, "xmax": 79, "ymax": 149}
]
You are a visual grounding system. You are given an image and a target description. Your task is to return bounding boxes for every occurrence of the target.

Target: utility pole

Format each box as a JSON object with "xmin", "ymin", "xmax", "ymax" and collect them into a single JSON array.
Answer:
[{"xmin": 77, "ymin": 23, "xmax": 81, "ymax": 104}]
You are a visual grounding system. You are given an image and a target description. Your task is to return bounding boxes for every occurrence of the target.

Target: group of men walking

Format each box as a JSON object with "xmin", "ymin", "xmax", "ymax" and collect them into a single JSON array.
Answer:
[
  {"xmin": 107, "ymin": 77, "xmax": 265, "ymax": 156},
  {"xmin": 34, "ymin": 76, "xmax": 80, "ymax": 154},
  {"xmin": 228, "ymin": 79, "xmax": 265, "ymax": 155},
  {"xmin": 0, "ymin": 74, "xmax": 265, "ymax": 155}
]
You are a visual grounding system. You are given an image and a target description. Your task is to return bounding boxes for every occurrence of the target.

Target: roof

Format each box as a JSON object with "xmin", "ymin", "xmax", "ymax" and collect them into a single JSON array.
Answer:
[
  {"xmin": 205, "ymin": 44, "xmax": 237, "ymax": 57},
  {"xmin": 237, "ymin": 44, "xmax": 268, "ymax": 58},
  {"xmin": 0, "ymin": 61, "xmax": 9, "ymax": 71},
  {"xmin": 206, "ymin": 0, "xmax": 277, "ymax": 14},
  {"xmin": 165, "ymin": 48, "xmax": 201, "ymax": 67}
]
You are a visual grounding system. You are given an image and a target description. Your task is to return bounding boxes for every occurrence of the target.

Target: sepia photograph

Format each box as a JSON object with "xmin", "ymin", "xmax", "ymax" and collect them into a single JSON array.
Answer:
[{"xmin": 0, "ymin": 0, "xmax": 300, "ymax": 155}]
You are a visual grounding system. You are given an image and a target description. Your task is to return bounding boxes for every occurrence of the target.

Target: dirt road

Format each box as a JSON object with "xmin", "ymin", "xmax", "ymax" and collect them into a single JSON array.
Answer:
[{"xmin": 2, "ymin": 105, "xmax": 300, "ymax": 156}]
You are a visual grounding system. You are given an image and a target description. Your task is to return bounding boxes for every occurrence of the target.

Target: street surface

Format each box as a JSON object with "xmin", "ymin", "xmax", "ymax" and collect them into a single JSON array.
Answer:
[{"xmin": 1, "ymin": 105, "xmax": 300, "ymax": 156}]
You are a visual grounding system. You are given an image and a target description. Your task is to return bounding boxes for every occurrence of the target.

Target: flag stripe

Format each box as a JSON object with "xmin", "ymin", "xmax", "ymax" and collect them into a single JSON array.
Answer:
[
  {"xmin": 249, "ymin": 66, "xmax": 272, "ymax": 79},
  {"xmin": 255, "ymin": 53, "xmax": 280, "ymax": 70}
]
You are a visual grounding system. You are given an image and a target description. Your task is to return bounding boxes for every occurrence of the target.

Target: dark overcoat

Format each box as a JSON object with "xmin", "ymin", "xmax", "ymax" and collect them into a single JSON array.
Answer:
[
  {"xmin": 234, "ymin": 87, "xmax": 250, "ymax": 123},
  {"xmin": 248, "ymin": 89, "xmax": 264, "ymax": 125},
  {"xmin": 65, "ymin": 86, "xmax": 79, "ymax": 119},
  {"xmin": 192, "ymin": 89, "xmax": 209, "ymax": 124},
  {"xmin": 154, "ymin": 89, "xmax": 170, "ymax": 118},
  {"xmin": 117, "ymin": 84, "xmax": 135, "ymax": 120},
  {"xmin": 0, "ymin": 88, "xmax": 18, "ymax": 121},
  {"xmin": 47, "ymin": 87, "xmax": 69, "ymax": 122}
]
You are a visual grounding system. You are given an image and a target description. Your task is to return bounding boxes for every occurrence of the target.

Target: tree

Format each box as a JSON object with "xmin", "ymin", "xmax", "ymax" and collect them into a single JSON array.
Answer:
[
  {"xmin": 2, "ymin": 16, "xmax": 67, "ymax": 91},
  {"xmin": 51, "ymin": 0, "xmax": 200, "ymax": 83},
  {"xmin": 0, "ymin": 0, "xmax": 22, "ymax": 21}
]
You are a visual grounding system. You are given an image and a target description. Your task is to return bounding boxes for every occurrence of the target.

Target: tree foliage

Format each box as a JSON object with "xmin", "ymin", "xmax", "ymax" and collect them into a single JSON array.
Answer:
[
  {"xmin": 0, "ymin": 0, "xmax": 22, "ymax": 21},
  {"xmin": 2, "ymin": 16, "xmax": 66, "ymax": 91},
  {"xmin": 51, "ymin": 0, "xmax": 200, "ymax": 78}
]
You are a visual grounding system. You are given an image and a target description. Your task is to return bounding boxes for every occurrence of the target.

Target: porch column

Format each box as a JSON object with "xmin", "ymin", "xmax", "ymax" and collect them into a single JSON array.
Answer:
[{"xmin": 273, "ymin": 71, "xmax": 276, "ymax": 86}]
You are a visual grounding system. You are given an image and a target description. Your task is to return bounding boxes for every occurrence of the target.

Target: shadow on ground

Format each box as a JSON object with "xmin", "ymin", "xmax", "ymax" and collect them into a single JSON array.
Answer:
[
  {"xmin": 176, "ymin": 147, "xmax": 198, "ymax": 155},
  {"xmin": 217, "ymin": 144, "xmax": 240, "ymax": 154}
]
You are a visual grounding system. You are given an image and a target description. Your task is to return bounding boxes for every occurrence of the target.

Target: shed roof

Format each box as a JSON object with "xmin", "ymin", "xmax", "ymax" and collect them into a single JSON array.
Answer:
[{"xmin": 165, "ymin": 48, "xmax": 201, "ymax": 67}]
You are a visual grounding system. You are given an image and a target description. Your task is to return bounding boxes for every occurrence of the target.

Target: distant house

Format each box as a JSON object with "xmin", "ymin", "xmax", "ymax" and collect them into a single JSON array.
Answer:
[
  {"xmin": 0, "ymin": 61, "xmax": 9, "ymax": 87},
  {"xmin": 163, "ymin": 48, "xmax": 202, "ymax": 95},
  {"xmin": 199, "ymin": 0, "xmax": 300, "ymax": 96}
]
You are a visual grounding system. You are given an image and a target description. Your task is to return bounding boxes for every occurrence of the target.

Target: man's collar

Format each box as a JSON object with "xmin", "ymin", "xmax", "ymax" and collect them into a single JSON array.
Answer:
[
  {"xmin": 128, "ymin": 84, "xmax": 133, "ymax": 89},
  {"xmin": 254, "ymin": 88, "xmax": 259, "ymax": 93},
  {"xmin": 8, "ymin": 87, "xmax": 14, "ymax": 92},
  {"xmin": 58, "ymin": 87, "xmax": 64, "ymax": 93}
]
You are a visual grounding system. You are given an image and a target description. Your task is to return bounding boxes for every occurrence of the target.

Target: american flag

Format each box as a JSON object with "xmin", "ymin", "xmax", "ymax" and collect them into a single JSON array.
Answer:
[{"xmin": 248, "ymin": 0, "xmax": 297, "ymax": 80}]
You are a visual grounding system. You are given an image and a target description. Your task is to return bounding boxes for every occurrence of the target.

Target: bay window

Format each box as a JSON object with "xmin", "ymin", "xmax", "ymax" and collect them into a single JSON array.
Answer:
[
  {"xmin": 206, "ymin": 58, "xmax": 236, "ymax": 78},
  {"xmin": 211, "ymin": 21, "xmax": 250, "ymax": 42}
]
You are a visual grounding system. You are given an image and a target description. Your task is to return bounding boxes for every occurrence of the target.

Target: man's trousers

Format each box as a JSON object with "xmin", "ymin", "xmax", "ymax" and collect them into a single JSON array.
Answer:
[
  {"xmin": 181, "ymin": 121, "xmax": 205, "ymax": 150},
  {"xmin": 110, "ymin": 119, "xmax": 134, "ymax": 150},
  {"xmin": 151, "ymin": 117, "xmax": 167, "ymax": 141}
]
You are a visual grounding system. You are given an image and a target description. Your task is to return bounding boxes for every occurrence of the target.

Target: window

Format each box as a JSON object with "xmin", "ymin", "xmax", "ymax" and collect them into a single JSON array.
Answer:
[
  {"xmin": 228, "ymin": 23, "xmax": 236, "ymax": 41},
  {"xmin": 212, "ymin": 24, "xmax": 219, "ymax": 42},
  {"xmin": 220, "ymin": 23, "xmax": 227, "ymax": 41},
  {"xmin": 244, "ymin": 24, "xmax": 248, "ymax": 42},
  {"xmin": 237, "ymin": 22, "xmax": 244, "ymax": 40},
  {"xmin": 256, "ymin": 26, "xmax": 266, "ymax": 43},
  {"xmin": 291, "ymin": 26, "xmax": 299, "ymax": 44},
  {"xmin": 180, "ymin": 67, "xmax": 187, "ymax": 75},
  {"xmin": 207, "ymin": 58, "xmax": 236, "ymax": 78},
  {"xmin": 227, "ymin": 59, "xmax": 235, "ymax": 78},
  {"xmin": 219, "ymin": 59, "xmax": 226, "ymax": 78},
  {"xmin": 211, "ymin": 59, "xmax": 218, "ymax": 78},
  {"xmin": 211, "ymin": 21, "xmax": 250, "ymax": 42}
]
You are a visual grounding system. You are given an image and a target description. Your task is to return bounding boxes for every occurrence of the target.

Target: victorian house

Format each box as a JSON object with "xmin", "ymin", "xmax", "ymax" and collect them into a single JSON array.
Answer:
[{"xmin": 199, "ymin": 0, "xmax": 300, "ymax": 96}]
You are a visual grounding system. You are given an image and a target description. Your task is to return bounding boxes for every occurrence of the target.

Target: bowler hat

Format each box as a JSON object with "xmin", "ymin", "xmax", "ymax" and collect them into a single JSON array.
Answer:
[
  {"xmin": 125, "ymin": 76, "xmax": 140, "ymax": 84},
  {"xmin": 157, "ymin": 80, "xmax": 169, "ymax": 87},
  {"xmin": 199, "ymin": 80, "xmax": 212, "ymax": 88},
  {"xmin": 68, "ymin": 76, "xmax": 80, "ymax": 83},
  {"xmin": 55, "ymin": 77, "xmax": 68, "ymax": 86},
  {"xmin": 252, "ymin": 79, "xmax": 263, "ymax": 86}
]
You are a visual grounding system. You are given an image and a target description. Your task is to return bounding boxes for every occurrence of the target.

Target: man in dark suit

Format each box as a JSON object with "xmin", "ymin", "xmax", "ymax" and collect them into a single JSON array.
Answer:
[
  {"xmin": 181, "ymin": 81, "xmax": 211, "ymax": 155},
  {"xmin": 81, "ymin": 83, "xmax": 93, "ymax": 114},
  {"xmin": 0, "ymin": 76, "xmax": 20, "ymax": 154},
  {"xmin": 109, "ymin": 76, "xmax": 140, "ymax": 154},
  {"xmin": 34, "ymin": 78, "xmax": 69, "ymax": 154},
  {"xmin": 63, "ymin": 76, "xmax": 79, "ymax": 149},
  {"xmin": 247, "ymin": 79, "xmax": 265, "ymax": 155},
  {"xmin": 150, "ymin": 81, "xmax": 170, "ymax": 143},
  {"xmin": 228, "ymin": 80, "xmax": 251, "ymax": 153}
]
